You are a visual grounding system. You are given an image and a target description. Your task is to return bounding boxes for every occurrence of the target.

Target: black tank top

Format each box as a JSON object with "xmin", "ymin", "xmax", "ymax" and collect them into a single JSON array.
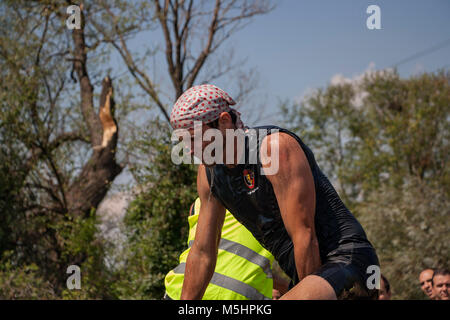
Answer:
[{"xmin": 206, "ymin": 126, "xmax": 373, "ymax": 284}]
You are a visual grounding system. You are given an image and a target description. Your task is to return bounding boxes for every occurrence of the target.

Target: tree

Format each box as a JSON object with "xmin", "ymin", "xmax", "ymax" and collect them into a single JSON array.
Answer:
[
  {"xmin": 91, "ymin": 0, "xmax": 274, "ymax": 121},
  {"xmin": 0, "ymin": 0, "xmax": 273, "ymax": 298},
  {"xmin": 357, "ymin": 178, "xmax": 449, "ymax": 299},
  {"xmin": 282, "ymin": 69, "xmax": 450, "ymax": 205},
  {"xmin": 282, "ymin": 69, "xmax": 450, "ymax": 299},
  {"xmin": 0, "ymin": 0, "xmax": 124, "ymax": 295},
  {"xmin": 113, "ymin": 122, "xmax": 197, "ymax": 299},
  {"xmin": 98, "ymin": 0, "xmax": 275, "ymax": 299}
]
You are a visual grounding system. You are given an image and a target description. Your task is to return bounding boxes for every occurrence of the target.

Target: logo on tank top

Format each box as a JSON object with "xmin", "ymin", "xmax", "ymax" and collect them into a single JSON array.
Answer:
[{"xmin": 243, "ymin": 169, "xmax": 255, "ymax": 189}]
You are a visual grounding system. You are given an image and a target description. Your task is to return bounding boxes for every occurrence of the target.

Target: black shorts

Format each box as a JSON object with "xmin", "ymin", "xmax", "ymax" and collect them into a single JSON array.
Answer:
[{"xmin": 311, "ymin": 243, "xmax": 380, "ymax": 300}]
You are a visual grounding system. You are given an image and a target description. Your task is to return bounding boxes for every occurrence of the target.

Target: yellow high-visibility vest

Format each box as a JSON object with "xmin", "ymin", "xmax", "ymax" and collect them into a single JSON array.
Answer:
[{"xmin": 164, "ymin": 198, "xmax": 274, "ymax": 300}]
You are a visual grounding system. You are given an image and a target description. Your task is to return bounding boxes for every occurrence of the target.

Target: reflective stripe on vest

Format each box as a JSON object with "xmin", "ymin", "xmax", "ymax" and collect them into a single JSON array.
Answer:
[
  {"xmin": 164, "ymin": 198, "xmax": 274, "ymax": 300},
  {"xmin": 188, "ymin": 238, "xmax": 273, "ymax": 279},
  {"xmin": 172, "ymin": 263, "xmax": 270, "ymax": 300}
]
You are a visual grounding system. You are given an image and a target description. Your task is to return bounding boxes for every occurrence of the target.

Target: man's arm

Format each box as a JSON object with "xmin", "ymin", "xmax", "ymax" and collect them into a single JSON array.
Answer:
[
  {"xmin": 180, "ymin": 164, "xmax": 226, "ymax": 299},
  {"xmin": 261, "ymin": 132, "xmax": 321, "ymax": 282},
  {"xmin": 272, "ymin": 271, "xmax": 290, "ymax": 299}
]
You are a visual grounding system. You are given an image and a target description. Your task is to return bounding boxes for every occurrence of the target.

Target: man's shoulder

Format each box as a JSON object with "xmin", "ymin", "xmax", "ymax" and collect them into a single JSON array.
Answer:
[
  {"xmin": 259, "ymin": 129, "xmax": 302, "ymax": 153},
  {"xmin": 259, "ymin": 130, "xmax": 309, "ymax": 180}
]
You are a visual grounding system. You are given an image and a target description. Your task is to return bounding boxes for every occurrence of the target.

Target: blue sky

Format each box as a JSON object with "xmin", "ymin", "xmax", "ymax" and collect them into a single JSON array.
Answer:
[
  {"xmin": 111, "ymin": 0, "xmax": 450, "ymax": 185},
  {"xmin": 223, "ymin": 0, "xmax": 450, "ymax": 123},
  {"xmin": 112, "ymin": 0, "xmax": 450, "ymax": 125}
]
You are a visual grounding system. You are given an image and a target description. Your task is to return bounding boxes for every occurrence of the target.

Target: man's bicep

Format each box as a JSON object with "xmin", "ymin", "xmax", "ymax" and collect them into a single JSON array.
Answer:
[
  {"xmin": 197, "ymin": 164, "xmax": 211, "ymax": 201},
  {"xmin": 262, "ymin": 134, "xmax": 321, "ymax": 278},
  {"xmin": 262, "ymin": 134, "xmax": 316, "ymax": 238},
  {"xmin": 275, "ymin": 175, "xmax": 315, "ymax": 243}
]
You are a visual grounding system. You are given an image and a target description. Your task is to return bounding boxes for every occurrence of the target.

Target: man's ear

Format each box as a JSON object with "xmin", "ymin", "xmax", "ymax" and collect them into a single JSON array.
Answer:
[{"xmin": 218, "ymin": 111, "xmax": 232, "ymax": 128}]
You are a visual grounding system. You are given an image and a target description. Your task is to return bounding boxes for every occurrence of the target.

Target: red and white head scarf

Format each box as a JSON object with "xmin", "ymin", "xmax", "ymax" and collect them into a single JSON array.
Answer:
[{"xmin": 170, "ymin": 84, "xmax": 243, "ymax": 129}]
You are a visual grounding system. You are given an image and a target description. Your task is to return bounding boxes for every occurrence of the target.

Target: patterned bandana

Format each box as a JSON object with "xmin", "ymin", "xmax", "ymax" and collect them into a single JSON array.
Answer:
[{"xmin": 170, "ymin": 84, "xmax": 243, "ymax": 129}]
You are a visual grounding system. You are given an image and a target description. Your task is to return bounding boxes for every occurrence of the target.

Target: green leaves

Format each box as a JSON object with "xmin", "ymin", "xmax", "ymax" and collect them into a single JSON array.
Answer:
[
  {"xmin": 283, "ymin": 69, "xmax": 450, "ymax": 299},
  {"xmin": 357, "ymin": 179, "xmax": 449, "ymax": 299},
  {"xmin": 114, "ymin": 123, "xmax": 197, "ymax": 299},
  {"xmin": 284, "ymin": 69, "xmax": 450, "ymax": 203}
]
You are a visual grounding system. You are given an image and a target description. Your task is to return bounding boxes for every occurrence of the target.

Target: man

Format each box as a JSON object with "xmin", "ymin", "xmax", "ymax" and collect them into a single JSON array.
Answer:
[
  {"xmin": 419, "ymin": 268, "xmax": 436, "ymax": 299},
  {"xmin": 164, "ymin": 197, "xmax": 288, "ymax": 300},
  {"xmin": 170, "ymin": 84, "xmax": 379, "ymax": 300},
  {"xmin": 378, "ymin": 274, "xmax": 391, "ymax": 300},
  {"xmin": 431, "ymin": 268, "xmax": 450, "ymax": 300}
]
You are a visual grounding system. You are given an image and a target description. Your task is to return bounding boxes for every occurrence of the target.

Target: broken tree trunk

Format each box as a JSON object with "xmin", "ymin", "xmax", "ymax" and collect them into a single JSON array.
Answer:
[
  {"xmin": 66, "ymin": 77, "xmax": 123, "ymax": 218},
  {"xmin": 65, "ymin": 19, "xmax": 123, "ymax": 219}
]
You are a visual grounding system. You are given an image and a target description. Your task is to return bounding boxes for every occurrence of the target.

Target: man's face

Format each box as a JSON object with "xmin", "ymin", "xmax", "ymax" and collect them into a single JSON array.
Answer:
[
  {"xmin": 186, "ymin": 123, "xmax": 216, "ymax": 166},
  {"xmin": 419, "ymin": 269, "xmax": 435, "ymax": 298},
  {"xmin": 432, "ymin": 274, "xmax": 450, "ymax": 300},
  {"xmin": 378, "ymin": 278, "xmax": 391, "ymax": 300},
  {"xmin": 185, "ymin": 113, "xmax": 237, "ymax": 167}
]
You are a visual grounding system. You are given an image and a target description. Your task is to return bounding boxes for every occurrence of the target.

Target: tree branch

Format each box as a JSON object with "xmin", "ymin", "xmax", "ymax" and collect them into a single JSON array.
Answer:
[
  {"xmin": 185, "ymin": 0, "xmax": 221, "ymax": 89},
  {"xmin": 92, "ymin": 3, "xmax": 171, "ymax": 123},
  {"xmin": 47, "ymin": 131, "xmax": 89, "ymax": 151},
  {"xmin": 71, "ymin": 10, "xmax": 103, "ymax": 147}
]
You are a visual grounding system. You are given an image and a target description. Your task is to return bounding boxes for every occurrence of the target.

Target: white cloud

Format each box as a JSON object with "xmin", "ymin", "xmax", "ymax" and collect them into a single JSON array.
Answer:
[
  {"xmin": 331, "ymin": 61, "xmax": 377, "ymax": 86},
  {"xmin": 328, "ymin": 62, "xmax": 396, "ymax": 110},
  {"xmin": 294, "ymin": 62, "xmax": 396, "ymax": 110}
]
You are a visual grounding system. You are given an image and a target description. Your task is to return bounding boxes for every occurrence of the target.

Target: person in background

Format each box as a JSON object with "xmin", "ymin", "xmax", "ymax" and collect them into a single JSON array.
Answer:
[
  {"xmin": 431, "ymin": 268, "xmax": 450, "ymax": 300},
  {"xmin": 378, "ymin": 274, "xmax": 391, "ymax": 300},
  {"xmin": 419, "ymin": 268, "xmax": 436, "ymax": 299},
  {"xmin": 164, "ymin": 197, "xmax": 289, "ymax": 300}
]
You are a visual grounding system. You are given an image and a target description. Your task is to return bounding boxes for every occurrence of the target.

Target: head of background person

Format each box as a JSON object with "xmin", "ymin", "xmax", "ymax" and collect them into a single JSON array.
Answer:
[
  {"xmin": 170, "ymin": 84, "xmax": 245, "ymax": 167},
  {"xmin": 378, "ymin": 274, "xmax": 391, "ymax": 300},
  {"xmin": 431, "ymin": 268, "xmax": 450, "ymax": 300},
  {"xmin": 419, "ymin": 268, "xmax": 435, "ymax": 299}
]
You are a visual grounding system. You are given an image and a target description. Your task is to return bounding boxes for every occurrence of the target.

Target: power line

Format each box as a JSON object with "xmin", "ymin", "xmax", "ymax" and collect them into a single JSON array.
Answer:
[{"xmin": 392, "ymin": 37, "xmax": 450, "ymax": 68}]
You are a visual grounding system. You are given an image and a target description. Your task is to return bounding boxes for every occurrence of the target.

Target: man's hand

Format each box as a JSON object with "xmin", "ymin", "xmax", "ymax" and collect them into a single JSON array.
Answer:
[
  {"xmin": 261, "ymin": 132, "xmax": 321, "ymax": 282},
  {"xmin": 180, "ymin": 164, "xmax": 226, "ymax": 299}
]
